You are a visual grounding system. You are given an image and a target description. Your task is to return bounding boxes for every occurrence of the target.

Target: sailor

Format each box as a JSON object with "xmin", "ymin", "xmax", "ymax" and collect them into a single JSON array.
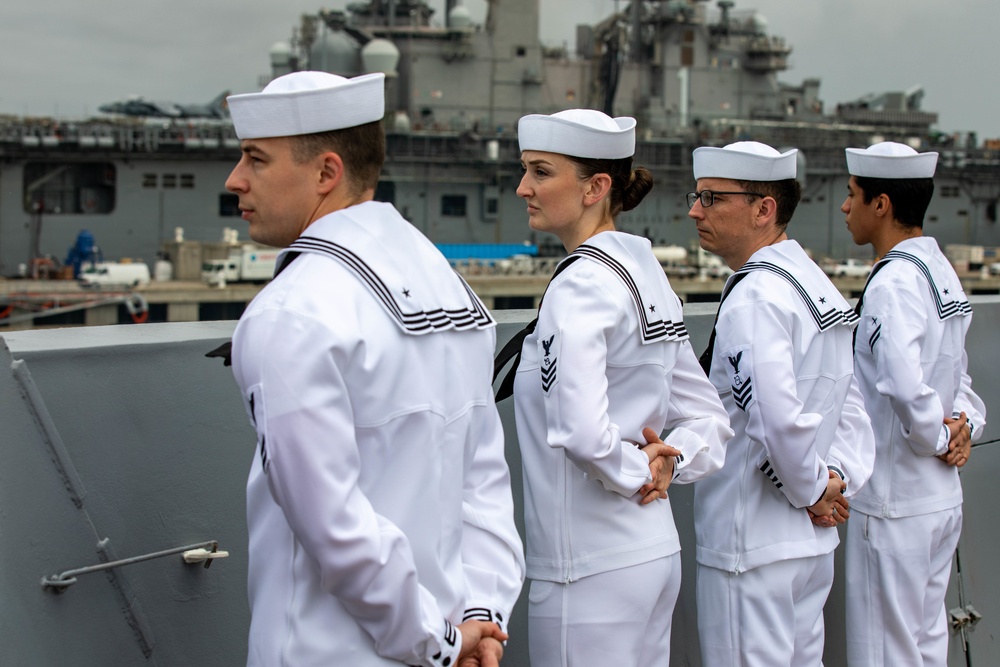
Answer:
[
  {"xmin": 224, "ymin": 71, "xmax": 525, "ymax": 667},
  {"xmin": 504, "ymin": 109, "xmax": 732, "ymax": 666},
  {"xmin": 688, "ymin": 141, "xmax": 876, "ymax": 666},
  {"xmin": 842, "ymin": 141, "xmax": 987, "ymax": 666}
]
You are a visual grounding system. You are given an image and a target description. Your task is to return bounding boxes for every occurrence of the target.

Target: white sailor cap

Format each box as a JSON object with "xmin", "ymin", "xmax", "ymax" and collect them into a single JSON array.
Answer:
[
  {"xmin": 845, "ymin": 141, "xmax": 938, "ymax": 178},
  {"xmin": 692, "ymin": 141, "xmax": 797, "ymax": 181},
  {"xmin": 227, "ymin": 71, "xmax": 385, "ymax": 140},
  {"xmin": 518, "ymin": 109, "xmax": 636, "ymax": 159}
]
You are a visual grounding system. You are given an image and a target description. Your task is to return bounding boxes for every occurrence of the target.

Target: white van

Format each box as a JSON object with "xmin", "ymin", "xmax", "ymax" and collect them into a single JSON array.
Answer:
[{"xmin": 79, "ymin": 262, "xmax": 152, "ymax": 288}]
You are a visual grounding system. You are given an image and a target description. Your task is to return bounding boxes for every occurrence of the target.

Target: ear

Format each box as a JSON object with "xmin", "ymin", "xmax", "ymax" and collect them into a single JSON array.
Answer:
[
  {"xmin": 316, "ymin": 151, "xmax": 346, "ymax": 195},
  {"xmin": 582, "ymin": 173, "xmax": 613, "ymax": 207},
  {"xmin": 873, "ymin": 193, "xmax": 892, "ymax": 219},
  {"xmin": 753, "ymin": 195, "xmax": 779, "ymax": 229}
]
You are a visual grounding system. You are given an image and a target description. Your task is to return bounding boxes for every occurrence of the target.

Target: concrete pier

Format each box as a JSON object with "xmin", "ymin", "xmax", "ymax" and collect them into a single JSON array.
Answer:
[{"xmin": 2, "ymin": 273, "xmax": 1000, "ymax": 330}]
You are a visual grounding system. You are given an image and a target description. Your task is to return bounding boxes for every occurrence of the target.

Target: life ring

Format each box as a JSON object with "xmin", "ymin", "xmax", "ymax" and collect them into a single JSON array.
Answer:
[{"xmin": 124, "ymin": 293, "xmax": 150, "ymax": 324}]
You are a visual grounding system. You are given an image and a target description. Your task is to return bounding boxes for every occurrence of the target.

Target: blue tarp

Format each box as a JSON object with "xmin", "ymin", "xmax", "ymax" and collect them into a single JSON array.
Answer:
[{"xmin": 435, "ymin": 243, "xmax": 538, "ymax": 260}]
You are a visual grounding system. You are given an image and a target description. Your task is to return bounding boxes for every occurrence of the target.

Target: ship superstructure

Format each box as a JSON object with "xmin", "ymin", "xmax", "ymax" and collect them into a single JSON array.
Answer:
[{"xmin": 0, "ymin": 0, "xmax": 998, "ymax": 278}]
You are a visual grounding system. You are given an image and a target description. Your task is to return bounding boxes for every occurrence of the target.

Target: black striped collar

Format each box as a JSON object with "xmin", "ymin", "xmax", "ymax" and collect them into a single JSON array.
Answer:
[
  {"xmin": 876, "ymin": 249, "xmax": 971, "ymax": 321},
  {"xmin": 281, "ymin": 235, "xmax": 495, "ymax": 335},
  {"xmin": 570, "ymin": 243, "xmax": 689, "ymax": 344},
  {"xmin": 734, "ymin": 260, "xmax": 859, "ymax": 331}
]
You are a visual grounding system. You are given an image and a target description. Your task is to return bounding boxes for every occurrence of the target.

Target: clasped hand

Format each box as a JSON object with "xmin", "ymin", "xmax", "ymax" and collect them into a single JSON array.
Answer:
[
  {"xmin": 456, "ymin": 621, "xmax": 507, "ymax": 667},
  {"xmin": 939, "ymin": 412, "xmax": 971, "ymax": 468},
  {"xmin": 807, "ymin": 470, "xmax": 848, "ymax": 528},
  {"xmin": 638, "ymin": 427, "xmax": 681, "ymax": 505}
]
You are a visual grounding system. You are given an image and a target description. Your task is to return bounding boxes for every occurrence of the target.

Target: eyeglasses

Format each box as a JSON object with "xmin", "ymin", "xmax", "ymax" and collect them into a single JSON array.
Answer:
[{"xmin": 686, "ymin": 190, "xmax": 764, "ymax": 208}]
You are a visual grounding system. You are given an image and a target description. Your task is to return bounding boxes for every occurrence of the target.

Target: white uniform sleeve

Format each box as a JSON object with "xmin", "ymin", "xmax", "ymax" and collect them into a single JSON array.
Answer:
[
  {"xmin": 240, "ymin": 311, "xmax": 461, "ymax": 667},
  {"xmin": 823, "ymin": 375, "xmax": 875, "ymax": 498},
  {"xmin": 868, "ymin": 282, "xmax": 951, "ymax": 457},
  {"xmin": 953, "ymin": 349, "xmax": 987, "ymax": 440},
  {"xmin": 537, "ymin": 273, "xmax": 653, "ymax": 498},
  {"xmin": 719, "ymin": 298, "xmax": 828, "ymax": 509},
  {"xmin": 663, "ymin": 340, "xmax": 732, "ymax": 484},
  {"xmin": 460, "ymin": 372, "xmax": 526, "ymax": 632}
]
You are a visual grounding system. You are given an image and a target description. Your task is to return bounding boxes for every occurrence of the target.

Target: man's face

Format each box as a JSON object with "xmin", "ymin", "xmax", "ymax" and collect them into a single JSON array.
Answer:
[
  {"xmin": 225, "ymin": 137, "xmax": 319, "ymax": 248},
  {"xmin": 841, "ymin": 176, "xmax": 879, "ymax": 247},
  {"xmin": 687, "ymin": 178, "xmax": 760, "ymax": 268}
]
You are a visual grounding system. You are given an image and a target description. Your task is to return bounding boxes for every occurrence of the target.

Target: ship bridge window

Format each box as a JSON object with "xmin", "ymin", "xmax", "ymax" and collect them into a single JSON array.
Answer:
[
  {"xmin": 442, "ymin": 195, "xmax": 467, "ymax": 217},
  {"xmin": 143, "ymin": 172, "xmax": 195, "ymax": 189},
  {"xmin": 516, "ymin": 46, "xmax": 527, "ymax": 57},
  {"xmin": 219, "ymin": 193, "xmax": 241, "ymax": 217},
  {"xmin": 682, "ymin": 30, "xmax": 694, "ymax": 67},
  {"xmin": 23, "ymin": 162, "xmax": 116, "ymax": 214},
  {"xmin": 482, "ymin": 184, "xmax": 499, "ymax": 220},
  {"xmin": 940, "ymin": 185, "xmax": 960, "ymax": 198}
]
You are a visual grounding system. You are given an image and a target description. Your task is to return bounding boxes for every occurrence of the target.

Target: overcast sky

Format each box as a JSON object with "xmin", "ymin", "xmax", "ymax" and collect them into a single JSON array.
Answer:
[{"xmin": 2, "ymin": 0, "xmax": 997, "ymax": 140}]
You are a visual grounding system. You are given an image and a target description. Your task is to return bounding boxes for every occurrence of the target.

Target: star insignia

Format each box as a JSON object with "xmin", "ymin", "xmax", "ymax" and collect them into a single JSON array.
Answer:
[
  {"xmin": 818, "ymin": 296, "xmax": 827, "ymax": 304},
  {"xmin": 871, "ymin": 316, "xmax": 878, "ymax": 324},
  {"xmin": 649, "ymin": 304, "xmax": 656, "ymax": 313},
  {"xmin": 402, "ymin": 288, "xmax": 411, "ymax": 298},
  {"xmin": 943, "ymin": 288, "xmax": 950, "ymax": 295}
]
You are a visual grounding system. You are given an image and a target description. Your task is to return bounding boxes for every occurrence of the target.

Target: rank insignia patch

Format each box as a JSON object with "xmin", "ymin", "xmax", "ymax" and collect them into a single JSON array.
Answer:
[
  {"xmin": 725, "ymin": 347, "xmax": 754, "ymax": 412},
  {"xmin": 538, "ymin": 330, "xmax": 560, "ymax": 394},
  {"xmin": 248, "ymin": 386, "xmax": 270, "ymax": 473},
  {"xmin": 867, "ymin": 320, "xmax": 882, "ymax": 354}
]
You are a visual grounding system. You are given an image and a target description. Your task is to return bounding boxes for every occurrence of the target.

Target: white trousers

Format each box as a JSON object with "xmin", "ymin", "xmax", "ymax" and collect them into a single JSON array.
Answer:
[
  {"xmin": 845, "ymin": 507, "xmax": 962, "ymax": 667},
  {"xmin": 527, "ymin": 554, "xmax": 680, "ymax": 667},
  {"xmin": 697, "ymin": 553, "xmax": 833, "ymax": 667}
]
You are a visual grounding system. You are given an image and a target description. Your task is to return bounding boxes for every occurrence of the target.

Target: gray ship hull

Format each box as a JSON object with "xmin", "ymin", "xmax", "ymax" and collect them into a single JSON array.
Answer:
[{"xmin": 2, "ymin": 302, "xmax": 998, "ymax": 665}]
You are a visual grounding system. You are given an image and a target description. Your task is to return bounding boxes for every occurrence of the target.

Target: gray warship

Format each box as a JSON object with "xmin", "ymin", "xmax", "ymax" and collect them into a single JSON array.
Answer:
[{"xmin": 1, "ymin": 0, "xmax": 999, "ymax": 279}]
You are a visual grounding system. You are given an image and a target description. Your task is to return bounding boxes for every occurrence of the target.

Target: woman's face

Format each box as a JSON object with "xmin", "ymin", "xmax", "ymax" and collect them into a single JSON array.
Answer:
[{"xmin": 516, "ymin": 151, "xmax": 590, "ymax": 240}]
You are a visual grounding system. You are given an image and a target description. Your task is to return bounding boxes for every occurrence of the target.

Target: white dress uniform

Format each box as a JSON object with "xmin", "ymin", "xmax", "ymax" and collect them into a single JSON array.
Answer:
[
  {"xmin": 512, "ymin": 231, "xmax": 732, "ymax": 666},
  {"xmin": 847, "ymin": 236, "xmax": 986, "ymax": 666},
  {"xmin": 232, "ymin": 200, "xmax": 525, "ymax": 667},
  {"xmin": 695, "ymin": 239, "xmax": 876, "ymax": 667}
]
